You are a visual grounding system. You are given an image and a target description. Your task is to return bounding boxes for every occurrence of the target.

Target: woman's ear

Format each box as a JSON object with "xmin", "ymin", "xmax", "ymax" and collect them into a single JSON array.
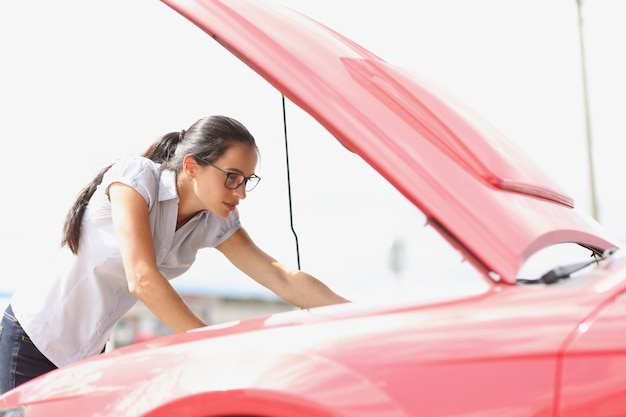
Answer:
[{"xmin": 182, "ymin": 154, "xmax": 198, "ymax": 180}]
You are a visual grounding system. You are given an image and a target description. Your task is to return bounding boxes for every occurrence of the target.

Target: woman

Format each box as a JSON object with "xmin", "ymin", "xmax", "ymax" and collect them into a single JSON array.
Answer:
[{"xmin": 0, "ymin": 115, "xmax": 348, "ymax": 394}]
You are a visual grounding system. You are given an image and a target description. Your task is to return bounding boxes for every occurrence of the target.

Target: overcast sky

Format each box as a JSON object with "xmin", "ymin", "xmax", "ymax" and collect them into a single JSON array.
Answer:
[{"xmin": 1, "ymin": 0, "xmax": 624, "ymax": 299}]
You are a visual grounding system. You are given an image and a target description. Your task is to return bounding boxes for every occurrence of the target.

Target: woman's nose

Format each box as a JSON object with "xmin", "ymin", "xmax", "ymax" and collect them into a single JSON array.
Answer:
[{"xmin": 233, "ymin": 186, "xmax": 246, "ymax": 199}]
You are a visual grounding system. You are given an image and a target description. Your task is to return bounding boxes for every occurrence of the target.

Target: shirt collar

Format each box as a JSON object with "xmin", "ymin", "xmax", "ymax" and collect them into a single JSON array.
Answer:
[{"xmin": 158, "ymin": 169, "xmax": 179, "ymax": 202}]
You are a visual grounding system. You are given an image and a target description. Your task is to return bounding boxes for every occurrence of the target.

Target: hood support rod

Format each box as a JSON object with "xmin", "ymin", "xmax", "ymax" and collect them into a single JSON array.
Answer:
[{"xmin": 281, "ymin": 94, "xmax": 302, "ymax": 269}]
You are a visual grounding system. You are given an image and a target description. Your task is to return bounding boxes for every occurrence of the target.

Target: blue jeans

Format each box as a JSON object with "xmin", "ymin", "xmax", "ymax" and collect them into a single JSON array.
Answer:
[{"xmin": 0, "ymin": 304, "xmax": 57, "ymax": 394}]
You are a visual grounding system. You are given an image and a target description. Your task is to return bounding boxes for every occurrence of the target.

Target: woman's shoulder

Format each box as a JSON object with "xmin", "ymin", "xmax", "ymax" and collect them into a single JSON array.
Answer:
[
  {"xmin": 113, "ymin": 155, "xmax": 159, "ymax": 171},
  {"xmin": 108, "ymin": 156, "xmax": 161, "ymax": 181},
  {"xmin": 102, "ymin": 156, "xmax": 162, "ymax": 203}
]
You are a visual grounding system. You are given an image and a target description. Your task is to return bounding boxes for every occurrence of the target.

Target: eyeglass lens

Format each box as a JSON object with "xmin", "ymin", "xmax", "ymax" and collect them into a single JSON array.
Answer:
[{"xmin": 225, "ymin": 173, "xmax": 260, "ymax": 191}]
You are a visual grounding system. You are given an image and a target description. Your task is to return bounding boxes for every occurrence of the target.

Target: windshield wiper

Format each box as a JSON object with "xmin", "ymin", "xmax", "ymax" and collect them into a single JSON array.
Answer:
[{"xmin": 518, "ymin": 248, "xmax": 618, "ymax": 285}]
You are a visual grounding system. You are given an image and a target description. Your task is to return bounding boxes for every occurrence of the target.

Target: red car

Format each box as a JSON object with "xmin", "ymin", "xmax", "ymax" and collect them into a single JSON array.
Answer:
[{"xmin": 1, "ymin": 0, "xmax": 625, "ymax": 416}]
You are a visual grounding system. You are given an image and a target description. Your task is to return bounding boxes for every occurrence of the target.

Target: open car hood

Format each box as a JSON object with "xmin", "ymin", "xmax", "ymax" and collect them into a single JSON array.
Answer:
[{"xmin": 162, "ymin": 0, "xmax": 617, "ymax": 283}]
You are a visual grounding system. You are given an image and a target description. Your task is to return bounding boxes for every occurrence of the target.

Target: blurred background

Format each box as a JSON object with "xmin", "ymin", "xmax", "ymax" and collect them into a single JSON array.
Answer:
[{"xmin": 0, "ymin": 0, "xmax": 624, "ymax": 347}]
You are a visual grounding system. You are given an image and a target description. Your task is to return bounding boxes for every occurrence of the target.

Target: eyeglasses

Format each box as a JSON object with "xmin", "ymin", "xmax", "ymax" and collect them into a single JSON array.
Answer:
[{"xmin": 195, "ymin": 156, "xmax": 261, "ymax": 192}]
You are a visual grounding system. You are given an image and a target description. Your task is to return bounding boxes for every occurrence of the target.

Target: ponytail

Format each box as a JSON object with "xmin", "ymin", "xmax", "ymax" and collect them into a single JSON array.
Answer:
[
  {"xmin": 140, "ymin": 131, "xmax": 182, "ymax": 163},
  {"xmin": 60, "ymin": 165, "xmax": 112, "ymax": 254}
]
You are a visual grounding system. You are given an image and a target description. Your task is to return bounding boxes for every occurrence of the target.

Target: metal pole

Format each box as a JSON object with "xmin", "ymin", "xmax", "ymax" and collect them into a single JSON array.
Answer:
[{"xmin": 576, "ymin": 0, "xmax": 599, "ymax": 220}]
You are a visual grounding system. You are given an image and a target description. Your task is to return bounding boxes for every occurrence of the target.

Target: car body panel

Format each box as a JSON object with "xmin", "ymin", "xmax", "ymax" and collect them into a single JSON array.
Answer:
[
  {"xmin": 559, "ymin": 287, "xmax": 626, "ymax": 415},
  {"xmin": 160, "ymin": 0, "xmax": 617, "ymax": 283}
]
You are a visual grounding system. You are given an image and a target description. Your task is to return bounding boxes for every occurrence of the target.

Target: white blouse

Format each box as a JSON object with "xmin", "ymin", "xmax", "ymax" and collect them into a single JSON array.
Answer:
[{"xmin": 11, "ymin": 156, "xmax": 240, "ymax": 367}]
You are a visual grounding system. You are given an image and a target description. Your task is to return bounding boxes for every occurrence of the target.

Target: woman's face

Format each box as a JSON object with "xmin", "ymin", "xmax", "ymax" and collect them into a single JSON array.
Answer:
[{"xmin": 193, "ymin": 142, "xmax": 259, "ymax": 218}]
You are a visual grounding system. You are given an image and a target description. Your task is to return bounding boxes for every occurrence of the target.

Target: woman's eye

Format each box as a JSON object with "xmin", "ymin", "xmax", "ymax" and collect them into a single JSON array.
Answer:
[{"xmin": 226, "ymin": 174, "xmax": 244, "ymax": 186}]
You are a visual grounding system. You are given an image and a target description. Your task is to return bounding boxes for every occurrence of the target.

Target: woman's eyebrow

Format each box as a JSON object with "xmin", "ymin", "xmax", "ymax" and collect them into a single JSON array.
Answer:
[{"xmin": 224, "ymin": 166, "xmax": 256, "ymax": 176}]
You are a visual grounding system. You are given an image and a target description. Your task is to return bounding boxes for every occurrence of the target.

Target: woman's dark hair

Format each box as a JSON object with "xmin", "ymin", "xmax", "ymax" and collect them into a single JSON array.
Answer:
[{"xmin": 61, "ymin": 115, "xmax": 257, "ymax": 254}]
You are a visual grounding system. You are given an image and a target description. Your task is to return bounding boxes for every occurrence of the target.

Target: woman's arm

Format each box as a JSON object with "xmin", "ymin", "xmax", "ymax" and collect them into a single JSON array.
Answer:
[
  {"xmin": 217, "ymin": 228, "xmax": 350, "ymax": 308},
  {"xmin": 108, "ymin": 182, "xmax": 207, "ymax": 332}
]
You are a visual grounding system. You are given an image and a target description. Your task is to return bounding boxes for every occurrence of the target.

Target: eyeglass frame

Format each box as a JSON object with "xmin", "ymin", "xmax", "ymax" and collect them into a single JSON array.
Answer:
[{"xmin": 194, "ymin": 155, "xmax": 261, "ymax": 192}]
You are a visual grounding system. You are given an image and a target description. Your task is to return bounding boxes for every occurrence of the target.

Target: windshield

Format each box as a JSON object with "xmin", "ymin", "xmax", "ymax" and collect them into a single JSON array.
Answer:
[{"xmin": 517, "ymin": 244, "xmax": 616, "ymax": 287}]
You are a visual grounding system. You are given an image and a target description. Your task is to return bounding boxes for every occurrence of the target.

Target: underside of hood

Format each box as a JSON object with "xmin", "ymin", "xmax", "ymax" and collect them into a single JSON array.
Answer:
[{"xmin": 162, "ymin": 0, "xmax": 618, "ymax": 283}]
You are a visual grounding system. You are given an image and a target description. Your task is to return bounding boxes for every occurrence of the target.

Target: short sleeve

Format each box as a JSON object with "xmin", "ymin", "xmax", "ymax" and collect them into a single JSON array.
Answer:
[
  {"xmin": 100, "ymin": 157, "xmax": 160, "ymax": 209},
  {"xmin": 205, "ymin": 208, "xmax": 241, "ymax": 247}
]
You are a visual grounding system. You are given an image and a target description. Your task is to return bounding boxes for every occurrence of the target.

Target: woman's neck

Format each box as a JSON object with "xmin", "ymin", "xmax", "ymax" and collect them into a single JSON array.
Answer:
[{"xmin": 175, "ymin": 174, "xmax": 202, "ymax": 230}]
